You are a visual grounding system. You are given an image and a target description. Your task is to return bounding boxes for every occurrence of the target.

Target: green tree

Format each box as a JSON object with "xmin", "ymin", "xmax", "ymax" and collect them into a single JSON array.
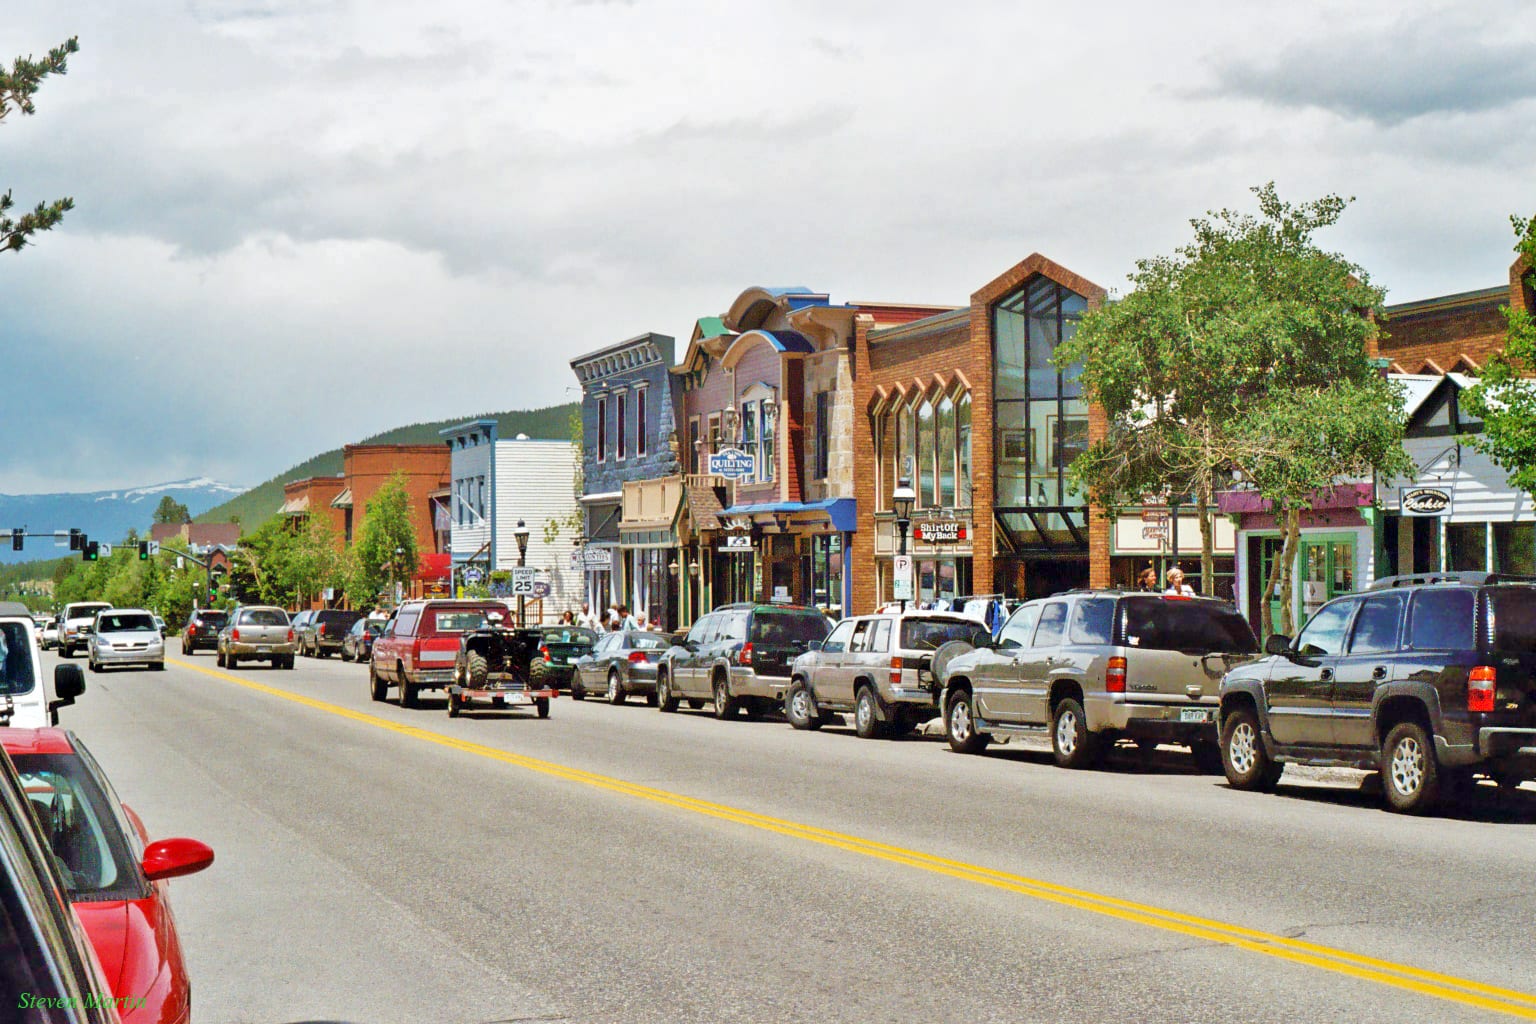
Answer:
[
  {"xmin": 1463, "ymin": 214, "xmax": 1536, "ymax": 501},
  {"xmin": 349, "ymin": 474, "xmax": 418, "ymax": 607},
  {"xmin": 153, "ymin": 495, "xmax": 192, "ymax": 525},
  {"xmin": 2, "ymin": 37, "xmax": 78, "ymax": 255},
  {"xmin": 1057, "ymin": 184, "xmax": 1404, "ymax": 625}
]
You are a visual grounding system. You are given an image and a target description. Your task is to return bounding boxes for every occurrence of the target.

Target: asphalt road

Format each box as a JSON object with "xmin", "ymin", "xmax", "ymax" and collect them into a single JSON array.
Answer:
[{"xmin": 42, "ymin": 647, "xmax": 1536, "ymax": 1024}]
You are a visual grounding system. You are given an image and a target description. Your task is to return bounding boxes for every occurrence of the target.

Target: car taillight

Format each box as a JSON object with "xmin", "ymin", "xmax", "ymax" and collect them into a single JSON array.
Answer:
[
  {"xmin": 1106, "ymin": 656, "xmax": 1127, "ymax": 693},
  {"xmin": 1469, "ymin": 666, "xmax": 1496, "ymax": 713},
  {"xmin": 737, "ymin": 642, "xmax": 753, "ymax": 666},
  {"xmin": 541, "ymin": 645, "xmax": 551, "ymax": 662},
  {"xmin": 231, "ymin": 628, "xmax": 241, "ymax": 642},
  {"xmin": 889, "ymin": 656, "xmax": 903, "ymax": 686},
  {"xmin": 286, "ymin": 629, "xmax": 295, "ymax": 643},
  {"xmin": 628, "ymin": 650, "xmax": 648, "ymax": 663}
]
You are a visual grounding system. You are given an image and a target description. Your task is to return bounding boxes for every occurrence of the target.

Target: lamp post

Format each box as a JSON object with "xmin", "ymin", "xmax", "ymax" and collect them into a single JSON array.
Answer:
[
  {"xmin": 512, "ymin": 519, "xmax": 530, "ymax": 627},
  {"xmin": 892, "ymin": 476, "xmax": 916, "ymax": 612}
]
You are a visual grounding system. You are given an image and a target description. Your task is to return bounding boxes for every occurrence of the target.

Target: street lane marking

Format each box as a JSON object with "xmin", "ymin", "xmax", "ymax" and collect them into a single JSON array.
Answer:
[{"xmin": 173, "ymin": 658, "xmax": 1536, "ymax": 1019}]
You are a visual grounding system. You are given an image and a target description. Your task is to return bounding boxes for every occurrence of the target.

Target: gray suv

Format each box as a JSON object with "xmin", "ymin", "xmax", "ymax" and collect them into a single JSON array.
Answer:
[
  {"xmin": 941, "ymin": 591, "xmax": 1259, "ymax": 771},
  {"xmin": 786, "ymin": 612, "xmax": 993, "ymax": 738},
  {"xmin": 658, "ymin": 603, "xmax": 831, "ymax": 719}
]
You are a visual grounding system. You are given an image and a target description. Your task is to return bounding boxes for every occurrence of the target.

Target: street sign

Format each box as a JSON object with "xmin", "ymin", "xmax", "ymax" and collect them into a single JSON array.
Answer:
[
  {"xmin": 98, "ymin": 543, "xmax": 112, "ymax": 558},
  {"xmin": 511, "ymin": 567, "xmax": 537, "ymax": 596},
  {"xmin": 892, "ymin": 555, "xmax": 914, "ymax": 602},
  {"xmin": 531, "ymin": 581, "xmax": 551, "ymax": 599},
  {"xmin": 463, "ymin": 567, "xmax": 484, "ymax": 584},
  {"xmin": 147, "ymin": 541, "xmax": 160, "ymax": 555},
  {"xmin": 707, "ymin": 447, "xmax": 756, "ymax": 480}
]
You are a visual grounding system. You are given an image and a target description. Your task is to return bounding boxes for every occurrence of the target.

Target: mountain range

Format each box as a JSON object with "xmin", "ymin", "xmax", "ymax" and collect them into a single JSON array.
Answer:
[{"xmin": 0, "ymin": 478, "xmax": 244, "ymax": 565}]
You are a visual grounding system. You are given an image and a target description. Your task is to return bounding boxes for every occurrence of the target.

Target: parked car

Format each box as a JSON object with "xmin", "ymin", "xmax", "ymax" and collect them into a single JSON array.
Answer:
[
  {"xmin": 152, "ymin": 614, "xmax": 166, "ymax": 636},
  {"xmin": 529, "ymin": 625, "xmax": 599, "ymax": 694},
  {"xmin": 58, "ymin": 601, "xmax": 112, "ymax": 658},
  {"xmin": 4, "ymin": 727, "xmax": 214, "ymax": 1022},
  {"xmin": 940, "ymin": 590, "xmax": 1259, "ymax": 771},
  {"xmin": 0, "ymin": 741, "xmax": 125, "ymax": 1023},
  {"xmin": 302, "ymin": 609, "xmax": 364, "ymax": 658},
  {"xmin": 87, "ymin": 609, "xmax": 166, "ymax": 673},
  {"xmin": 180, "ymin": 608, "xmax": 228, "ymax": 655},
  {"xmin": 289, "ymin": 610, "xmax": 316, "ymax": 653},
  {"xmin": 572, "ymin": 630, "xmax": 670, "ymax": 704},
  {"xmin": 370, "ymin": 600, "xmax": 507, "ymax": 707},
  {"xmin": 216, "ymin": 606, "xmax": 296, "ymax": 669},
  {"xmin": 340, "ymin": 617, "xmax": 383, "ymax": 662},
  {"xmin": 1218, "ymin": 571, "xmax": 1536, "ymax": 814},
  {"xmin": 787, "ymin": 611, "xmax": 993, "ymax": 738},
  {"xmin": 657, "ymin": 603, "xmax": 832, "ymax": 719},
  {"xmin": 1, "ymin": 601, "xmax": 86, "ymax": 728}
]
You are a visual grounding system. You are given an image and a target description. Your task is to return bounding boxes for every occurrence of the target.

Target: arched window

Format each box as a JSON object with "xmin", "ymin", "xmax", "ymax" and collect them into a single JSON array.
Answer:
[
  {"xmin": 896, "ymin": 404, "xmax": 912, "ymax": 492},
  {"xmin": 937, "ymin": 395, "xmax": 956, "ymax": 508},
  {"xmin": 957, "ymin": 394, "xmax": 972, "ymax": 508},
  {"xmin": 917, "ymin": 399, "xmax": 935, "ymax": 508}
]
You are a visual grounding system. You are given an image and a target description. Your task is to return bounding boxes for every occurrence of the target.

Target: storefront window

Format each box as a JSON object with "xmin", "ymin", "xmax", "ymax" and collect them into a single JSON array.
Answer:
[
  {"xmin": 937, "ymin": 396, "xmax": 955, "ymax": 508},
  {"xmin": 1494, "ymin": 522, "xmax": 1536, "ymax": 575},
  {"xmin": 809, "ymin": 535, "xmax": 844, "ymax": 615},
  {"xmin": 741, "ymin": 400, "xmax": 757, "ymax": 476},
  {"xmin": 1448, "ymin": 522, "xmax": 1488, "ymax": 572},
  {"xmin": 917, "ymin": 399, "xmax": 936, "ymax": 508},
  {"xmin": 957, "ymin": 395, "xmax": 972, "ymax": 509},
  {"xmin": 879, "ymin": 391, "xmax": 972, "ymax": 511}
]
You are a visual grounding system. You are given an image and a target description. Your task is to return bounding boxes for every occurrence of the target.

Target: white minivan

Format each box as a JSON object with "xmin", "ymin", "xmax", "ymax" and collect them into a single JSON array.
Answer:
[{"xmin": 0, "ymin": 602, "xmax": 85, "ymax": 728}]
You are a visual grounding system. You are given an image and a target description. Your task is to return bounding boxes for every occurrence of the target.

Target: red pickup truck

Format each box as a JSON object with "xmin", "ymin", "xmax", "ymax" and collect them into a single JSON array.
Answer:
[{"xmin": 369, "ymin": 600, "xmax": 506, "ymax": 707}]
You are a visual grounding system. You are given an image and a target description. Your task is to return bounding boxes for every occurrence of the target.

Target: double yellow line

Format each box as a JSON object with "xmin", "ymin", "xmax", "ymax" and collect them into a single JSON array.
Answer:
[{"xmin": 174, "ymin": 658, "xmax": 1536, "ymax": 1019}]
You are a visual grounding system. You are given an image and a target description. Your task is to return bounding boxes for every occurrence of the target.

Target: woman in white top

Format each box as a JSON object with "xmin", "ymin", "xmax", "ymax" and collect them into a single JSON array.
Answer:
[{"xmin": 1164, "ymin": 567, "xmax": 1197, "ymax": 597}]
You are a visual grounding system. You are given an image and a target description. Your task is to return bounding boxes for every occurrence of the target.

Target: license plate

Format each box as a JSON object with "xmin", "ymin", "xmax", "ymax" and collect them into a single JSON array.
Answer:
[
  {"xmin": 1179, "ymin": 708, "xmax": 1212, "ymax": 723},
  {"xmin": 257, "ymin": 645, "xmax": 271, "ymax": 653}
]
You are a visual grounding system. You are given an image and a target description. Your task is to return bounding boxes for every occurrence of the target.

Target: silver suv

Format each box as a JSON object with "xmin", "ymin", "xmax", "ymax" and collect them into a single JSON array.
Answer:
[
  {"xmin": 786, "ymin": 612, "xmax": 993, "ymax": 738},
  {"xmin": 940, "ymin": 591, "xmax": 1259, "ymax": 771}
]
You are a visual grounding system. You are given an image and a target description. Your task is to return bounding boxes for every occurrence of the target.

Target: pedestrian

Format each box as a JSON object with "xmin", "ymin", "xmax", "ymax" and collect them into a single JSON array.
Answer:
[
  {"xmin": 575, "ymin": 603, "xmax": 596, "ymax": 629},
  {"xmin": 620, "ymin": 605, "xmax": 641, "ymax": 631},
  {"xmin": 1164, "ymin": 566, "xmax": 1196, "ymax": 597},
  {"xmin": 559, "ymin": 609, "xmax": 575, "ymax": 625},
  {"xmin": 1137, "ymin": 567, "xmax": 1158, "ymax": 592}
]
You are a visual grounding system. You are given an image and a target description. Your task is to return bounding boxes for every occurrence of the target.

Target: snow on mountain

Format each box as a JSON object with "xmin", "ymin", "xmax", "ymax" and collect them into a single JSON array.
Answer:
[{"xmin": 0, "ymin": 478, "xmax": 245, "ymax": 564}]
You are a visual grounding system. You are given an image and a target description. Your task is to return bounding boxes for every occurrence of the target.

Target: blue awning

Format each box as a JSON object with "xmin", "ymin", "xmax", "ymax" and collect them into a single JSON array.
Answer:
[{"xmin": 720, "ymin": 498, "xmax": 856, "ymax": 533}]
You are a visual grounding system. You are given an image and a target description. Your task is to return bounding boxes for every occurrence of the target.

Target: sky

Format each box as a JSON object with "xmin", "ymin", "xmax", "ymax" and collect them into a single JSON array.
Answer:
[{"xmin": 2, "ymin": 0, "xmax": 1533, "ymax": 494}]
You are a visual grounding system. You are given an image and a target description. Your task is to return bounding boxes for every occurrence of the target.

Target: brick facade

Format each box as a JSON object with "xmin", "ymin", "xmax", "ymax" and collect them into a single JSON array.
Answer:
[{"xmin": 342, "ymin": 444, "xmax": 451, "ymax": 559}]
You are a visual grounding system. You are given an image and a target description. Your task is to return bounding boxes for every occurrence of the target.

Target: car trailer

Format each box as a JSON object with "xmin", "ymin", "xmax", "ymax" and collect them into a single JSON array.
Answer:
[{"xmin": 450, "ymin": 616, "xmax": 553, "ymax": 718}]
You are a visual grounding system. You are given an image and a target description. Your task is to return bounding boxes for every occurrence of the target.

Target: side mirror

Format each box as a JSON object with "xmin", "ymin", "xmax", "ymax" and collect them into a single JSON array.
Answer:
[
  {"xmin": 806, "ymin": 640, "xmax": 823, "ymax": 652},
  {"xmin": 141, "ymin": 837, "xmax": 215, "ymax": 882},
  {"xmin": 49, "ymin": 664, "xmax": 86, "ymax": 724},
  {"xmin": 1264, "ymin": 634, "xmax": 1292, "ymax": 657}
]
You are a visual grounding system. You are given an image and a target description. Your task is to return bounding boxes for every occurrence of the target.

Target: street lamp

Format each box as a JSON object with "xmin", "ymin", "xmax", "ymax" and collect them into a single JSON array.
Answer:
[
  {"xmin": 892, "ymin": 476, "xmax": 916, "ymax": 612},
  {"xmin": 721, "ymin": 405, "xmax": 739, "ymax": 445},
  {"xmin": 513, "ymin": 519, "xmax": 530, "ymax": 627}
]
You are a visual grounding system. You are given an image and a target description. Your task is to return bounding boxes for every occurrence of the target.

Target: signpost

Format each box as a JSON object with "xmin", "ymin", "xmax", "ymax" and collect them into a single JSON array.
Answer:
[
  {"xmin": 707, "ymin": 447, "xmax": 757, "ymax": 481},
  {"xmin": 892, "ymin": 554, "xmax": 914, "ymax": 602},
  {"xmin": 463, "ymin": 567, "xmax": 484, "ymax": 585}
]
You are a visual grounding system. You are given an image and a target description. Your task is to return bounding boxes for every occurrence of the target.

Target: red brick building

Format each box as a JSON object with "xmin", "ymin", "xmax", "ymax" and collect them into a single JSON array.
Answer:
[{"xmin": 1378, "ymin": 253, "xmax": 1535, "ymax": 374}]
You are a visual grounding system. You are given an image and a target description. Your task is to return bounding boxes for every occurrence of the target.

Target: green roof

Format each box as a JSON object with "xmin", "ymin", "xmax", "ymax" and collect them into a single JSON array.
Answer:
[{"xmin": 695, "ymin": 316, "xmax": 730, "ymax": 340}]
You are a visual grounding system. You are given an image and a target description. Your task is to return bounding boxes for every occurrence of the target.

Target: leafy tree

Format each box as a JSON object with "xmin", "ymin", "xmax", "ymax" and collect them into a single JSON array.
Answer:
[
  {"xmin": 1463, "ymin": 214, "xmax": 1536, "ymax": 501},
  {"xmin": 349, "ymin": 474, "xmax": 417, "ymax": 607},
  {"xmin": 153, "ymin": 496, "xmax": 192, "ymax": 525},
  {"xmin": 1057, "ymin": 184, "xmax": 1403, "ymax": 625},
  {"xmin": 2, "ymin": 37, "xmax": 78, "ymax": 255}
]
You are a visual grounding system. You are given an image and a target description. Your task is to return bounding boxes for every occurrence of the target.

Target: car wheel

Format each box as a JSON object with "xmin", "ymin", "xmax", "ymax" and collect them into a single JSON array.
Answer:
[
  {"xmin": 284, "ymin": 655, "xmax": 295, "ymax": 670},
  {"xmin": 713, "ymin": 676, "xmax": 739, "ymax": 720},
  {"xmin": 570, "ymin": 681, "xmax": 586, "ymax": 701},
  {"xmin": 1220, "ymin": 707, "xmax": 1283, "ymax": 792},
  {"xmin": 447, "ymin": 690, "xmax": 461, "ymax": 718},
  {"xmin": 59, "ymin": 645, "xmax": 71, "ymax": 659},
  {"xmin": 1189, "ymin": 740, "xmax": 1225, "ymax": 775},
  {"xmin": 854, "ymin": 685, "xmax": 884, "ymax": 740},
  {"xmin": 945, "ymin": 689, "xmax": 989, "ymax": 754},
  {"xmin": 465, "ymin": 652, "xmax": 490, "ymax": 689},
  {"xmin": 215, "ymin": 648, "xmax": 224, "ymax": 667},
  {"xmin": 607, "ymin": 670, "xmax": 625, "ymax": 705},
  {"xmin": 645, "ymin": 684, "xmax": 659, "ymax": 708},
  {"xmin": 1382, "ymin": 720, "xmax": 1440, "ymax": 814},
  {"xmin": 151, "ymin": 660, "xmax": 165, "ymax": 672},
  {"xmin": 88, "ymin": 657, "xmax": 100, "ymax": 673},
  {"xmin": 785, "ymin": 681, "xmax": 821, "ymax": 731},
  {"xmin": 369, "ymin": 663, "xmax": 387, "ymax": 702},
  {"xmin": 399, "ymin": 668, "xmax": 417, "ymax": 708},
  {"xmin": 535, "ymin": 697, "xmax": 550, "ymax": 719},
  {"xmin": 1050, "ymin": 697, "xmax": 1100, "ymax": 769},
  {"xmin": 229, "ymin": 653, "xmax": 241, "ymax": 668},
  {"xmin": 656, "ymin": 671, "xmax": 679, "ymax": 713}
]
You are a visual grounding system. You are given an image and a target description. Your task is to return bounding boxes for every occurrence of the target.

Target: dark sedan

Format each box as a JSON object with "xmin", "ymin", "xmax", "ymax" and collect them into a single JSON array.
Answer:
[
  {"xmin": 528, "ymin": 625, "xmax": 599, "ymax": 693},
  {"xmin": 572, "ymin": 630, "xmax": 670, "ymax": 704},
  {"xmin": 341, "ymin": 617, "xmax": 383, "ymax": 662}
]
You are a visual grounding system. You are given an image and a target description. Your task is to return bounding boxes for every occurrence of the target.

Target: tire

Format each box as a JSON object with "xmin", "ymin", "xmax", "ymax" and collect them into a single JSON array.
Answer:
[
  {"xmin": 283, "ymin": 655, "xmax": 295, "ymax": 670},
  {"xmin": 216, "ymin": 648, "xmax": 225, "ymax": 668},
  {"xmin": 1050, "ymin": 697, "xmax": 1100, "ymax": 769},
  {"xmin": 530, "ymin": 659, "xmax": 551, "ymax": 691},
  {"xmin": 854, "ymin": 685, "xmax": 885, "ymax": 740},
  {"xmin": 1382, "ymin": 720, "xmax": 1440, "ymax": 814},
  {"xmin": 571, "ymin": 682, "xmax": 586, "ymax": 701},
  {"xmin": 59, "ymin": 645, "xmax": 72, "ymax": 659},
  {"xmin": 229, "ymin": 654, "xmax": 241, "ymax": 668},
  {"xmin": 1221, "ymin": 707, "xmax": 1283, "ymax": 792},
  {"xmin": 466, "ymin": 652, "xmax": 490, "ymax": 689},
  {"xmin": 151, "ymin": 661, "xmax": 165, "ymax": 672},
  {"xmin": 398, "ymin": 667, "xmax": 417, "ymax": 708},
  {"xmin": 656, "ymin": 671, "xmax": 680, "ymax": 713},
  {"xmin": 181, "ymin": 638, "xmax": 189, "ymax": 656},
  {"xmin": 1190, "ymin": 740, "xmax": 1225, "ymax": 776},
  {"xmin": 785, "ymin": 681, "xmax": 821, "ymax": 731},
  {"xmin": 369, "ymin": 663, "xmax": 387, "ymax": 702},
  {"xmin": 945, "ymin": 689, "xmax": 989, "ymax": 755},
  {"xmin": 535, "ymin": 697, "xmax": 550, "ymax": 719},
  {"xmin": 646, "ymin": 685, "xmax": 659, "ymax": 708},
  {"xmin": 88, "ymin": 658, "xmax": 100, "ymax": 673},
  {"xmin": 712, "ymin": 676, "xmax": 740, "ymax": 720},
  {"xmin": 447, "ymin": 690, "xmax": 461, "ymax": 718},
  {"xmin": 607, "ymin": 670, "xmax": 625, "ymax": 705}
]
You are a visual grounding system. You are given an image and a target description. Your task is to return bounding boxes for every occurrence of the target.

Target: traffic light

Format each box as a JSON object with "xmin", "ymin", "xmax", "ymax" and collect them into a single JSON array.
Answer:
[
  {"xmin": 138, "ymin": 541, "xmax": 149, "ymax": 560},
  {"xmin": 82, "ymin": 540, "xmax": 99, "ymax": 562},
  {"xmin": 10, "ymin": 529, "xmax": 21, "ymax": 552},
  {"xmin": 68, "ymin": 528, "xmax": 82, "ymax": 551}
]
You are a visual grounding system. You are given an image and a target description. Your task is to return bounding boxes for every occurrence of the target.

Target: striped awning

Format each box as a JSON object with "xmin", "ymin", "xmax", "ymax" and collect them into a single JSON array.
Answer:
[
  {"xmin": 330, "ymin": 488, "xmax": 353, "ymax": 509},
  {"xmin": 279, "ymin": 495, "xmax": 310, "ymax": 515}
]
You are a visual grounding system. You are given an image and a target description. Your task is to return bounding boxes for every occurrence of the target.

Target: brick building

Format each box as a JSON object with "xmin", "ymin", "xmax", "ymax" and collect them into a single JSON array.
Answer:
[{"xmin": 1378, "ymin": 252, "xmax": 1535, "ymax": 374}]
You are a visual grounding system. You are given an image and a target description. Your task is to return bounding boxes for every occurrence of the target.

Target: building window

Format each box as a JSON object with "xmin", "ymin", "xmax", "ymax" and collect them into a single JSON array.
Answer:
[
  {"xmin": 813, "ymin": 391, "xmax": 831, "ymax": 480},
  {"xmin": 616, "ymin": 392, "xmax": 628, "ymax": 460},
  {"xmin": 895, "ymin": 404, "xmax": 912, "ymax": 489},
  {"xmin": 688, "ymin": 416, "xmax": 701, "ymax": 474},
  {"xmin": 707, "ymin": 413, "xmax": 721, "ymax": 464},
  {"xmin": 874, "ymin": 417, "xmax": 887, "ymax": 512},
  {"xmin": 761, "ymin": 400, "xmax": 776, "ymax": 483},
  {"xmin": 1447, "ymin": 522, "xmax": 1488, "ymax": 572},
  {"xmin": 957, "ymin": 394, "xmax": 972, "ymax": 508},
  {"xmin": 878, "ymin": 391, "xmax": 972, "ymax": 511},
  {"xmin": 596, "ymin": 397, "xmax": 607, "ymax": 462},
  {"xmin": 917, "ymin": 399, "xmax": 936, "ymax": 508},
  {"xmin": 635, "ymin": 385, "xmax": 648, "ymax": 458},
  {"xmin": 741, "ymin": 401, "xmax": 758, "ymax": 479}
]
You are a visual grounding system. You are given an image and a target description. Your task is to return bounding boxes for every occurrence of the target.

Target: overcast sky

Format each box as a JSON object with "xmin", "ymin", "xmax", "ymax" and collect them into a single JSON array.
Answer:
[{"xmin": 2, "ymin": 0, "xmax": 1533, "ymax": 493}]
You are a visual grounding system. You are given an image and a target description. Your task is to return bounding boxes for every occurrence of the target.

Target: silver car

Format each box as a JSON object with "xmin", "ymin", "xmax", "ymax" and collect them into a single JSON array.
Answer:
[
  {"xmin": 87, "ymin": 608, "xmax": 165, "ymax": 672},
  {"xmin": 217, "ymin": 605, "xmax": 296, "ymax": 669}
]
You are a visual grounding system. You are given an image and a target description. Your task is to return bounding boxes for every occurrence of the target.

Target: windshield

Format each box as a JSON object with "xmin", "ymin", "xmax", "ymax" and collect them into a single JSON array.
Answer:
[
  {"xmin": 241, "ymin": 609, "xmax": 289, "ymax": 626},
  {"xmin": 541, "ymin": 627, "xmax": 597, "ymax": 645},
  {"xmin": 1120, "ymin": 597, "xmax": 1258, "ymax": 654},
  {"xmin": 750, "ymin": 611, "xmax": 832, "ymax": 645},
  {"xmin": 65, "ymin": 604, "xmax": 108, "ymax": 621},
  {"xmin": 11, "ymin": 752, "xmax": 145, "ymax": 902},
  {"xmin": 96, "ymin": 612, "xmax": 156, "ymax": 633},
  {"xmin": 1488, "ymin": 587, "xmax": 1536, "ymax": 653},
  {"xmin": 0, "ymin": 623, "xmax": 36, "ymax": 695},
  {"xmin": 901, "ymin": 619, "xmax": 993, "ymax": 651}
]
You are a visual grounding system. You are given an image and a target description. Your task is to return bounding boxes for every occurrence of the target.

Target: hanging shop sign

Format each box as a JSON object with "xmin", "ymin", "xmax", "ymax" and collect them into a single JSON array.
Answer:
[
  {"xmin": 722, "ymin": 534, "xmax": 754, "ymax": 551},
  {"xmin": 708, "ymin": 448, "xmax": 757, "ymax": 480},
  {"xmin": 1400, "ymin": 486, "xmax": 1453, "ymax": 517},
  {"xmin": 914, "ymin": 520, "xmax": 967, "ymax": 543}
]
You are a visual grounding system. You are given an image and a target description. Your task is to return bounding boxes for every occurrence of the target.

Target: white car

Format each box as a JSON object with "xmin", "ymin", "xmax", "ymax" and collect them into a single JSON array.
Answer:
[
  {"xmin": 0, "ymin": 601, "xmax": 85, "ymax": 727},
  {"xmin": 39, "ymin": 618, "xmax": 60, "ymax": 649},
  {"xmin": 88, "ymin": 608, "xmax": 166, "ymax": 672},
  {"xmin": 57, "ymin": 601, "xmax": 111, "ymax": 658}
]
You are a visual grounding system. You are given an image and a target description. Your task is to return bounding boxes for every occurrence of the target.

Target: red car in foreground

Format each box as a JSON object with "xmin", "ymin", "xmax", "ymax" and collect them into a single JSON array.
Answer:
[{"xmin": 3, "ymin": 728, "xmax": 214, "ymax": 1024}]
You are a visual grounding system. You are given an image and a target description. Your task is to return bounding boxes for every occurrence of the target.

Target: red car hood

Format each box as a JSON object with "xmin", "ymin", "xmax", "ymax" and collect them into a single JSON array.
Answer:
[{"xmin": 75, "ymin": 896, "xmax": 188, "ymax": 1024}]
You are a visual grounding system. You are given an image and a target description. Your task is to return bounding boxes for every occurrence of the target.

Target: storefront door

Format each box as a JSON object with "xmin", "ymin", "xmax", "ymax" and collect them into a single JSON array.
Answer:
[{"xmin": 1298, "ymin": 537, "xmax": 1354, "ymax": 623}]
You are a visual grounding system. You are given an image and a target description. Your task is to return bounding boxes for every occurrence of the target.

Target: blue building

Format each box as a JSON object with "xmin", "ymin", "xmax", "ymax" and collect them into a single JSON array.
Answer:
[{"xmin": 569, "ymin": 333, "xmax": 680, "ymax": 624}]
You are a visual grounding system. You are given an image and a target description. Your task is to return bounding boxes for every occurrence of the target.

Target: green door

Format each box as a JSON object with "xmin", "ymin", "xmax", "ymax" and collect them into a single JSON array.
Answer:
[{"xmin": 1297, "ymin": 538, "xmax": 1355, "ymax": 624}]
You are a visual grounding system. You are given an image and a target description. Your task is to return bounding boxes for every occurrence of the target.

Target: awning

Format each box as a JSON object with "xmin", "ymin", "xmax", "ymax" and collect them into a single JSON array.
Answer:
[
  {"xmin": 279, "ymin": 495, "xmax": 310, "ymax": 515},
  {"xmin": 330, "ymin": 488, "xmax": 353, "ymax": 509},
  {"xmin": 720, "ymin": 498, "xmax": 856, "ymax": 534}
]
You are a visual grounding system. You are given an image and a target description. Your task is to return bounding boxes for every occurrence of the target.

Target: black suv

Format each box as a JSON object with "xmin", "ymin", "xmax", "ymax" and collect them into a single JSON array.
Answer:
[
  {"xmin": 180, "ymin": 608, "xmax": 228, "ymax": 654},
  {"xmin": 1218, "ymin": 572, "xmax": 1536, "ymax": 813},
  {"xmin": 304, "ymin": 609, "xmax": 365, "ymax": 657},
  {"xmin": 658, "ymin": 603, "xmax": 832, "ymax": 718}
]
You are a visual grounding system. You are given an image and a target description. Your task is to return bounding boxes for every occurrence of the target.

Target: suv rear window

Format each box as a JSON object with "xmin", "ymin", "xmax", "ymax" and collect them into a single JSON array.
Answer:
[
  {"xmin": 316, "ymin": 611, "xmax": 361, "ymax": 625},
  {"xmin": 901, "ymin": 619, "xmax": 992, "ymax": 651},
  {"xmin": 0, "ymin": 622, "xmax": 36, "ymax": 695},
  {"xmin": 424, "ymin": 608, "xmax": 495, "ymax": 633},
  {"xmin": 1120, "ymin": 598, "xmax": 1258, "ymax": 654},
  {"xmin": 1486, "ymin": 587, "xmax": 1536, "ymax": 653},
  {"xmin": 1406, "ymin": 589, "xmax": 1476, "ymax": 650},
  {"xmin": 749, "ymin": 610, "xmax": 828, "ymax": 645},
  {"xmin": 241, "ymin": 609, "xmax": 288, "ymax": 626},
  {"xmin": 194, "ymin": 611, "xmax": 227, "ymax": 627}
]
